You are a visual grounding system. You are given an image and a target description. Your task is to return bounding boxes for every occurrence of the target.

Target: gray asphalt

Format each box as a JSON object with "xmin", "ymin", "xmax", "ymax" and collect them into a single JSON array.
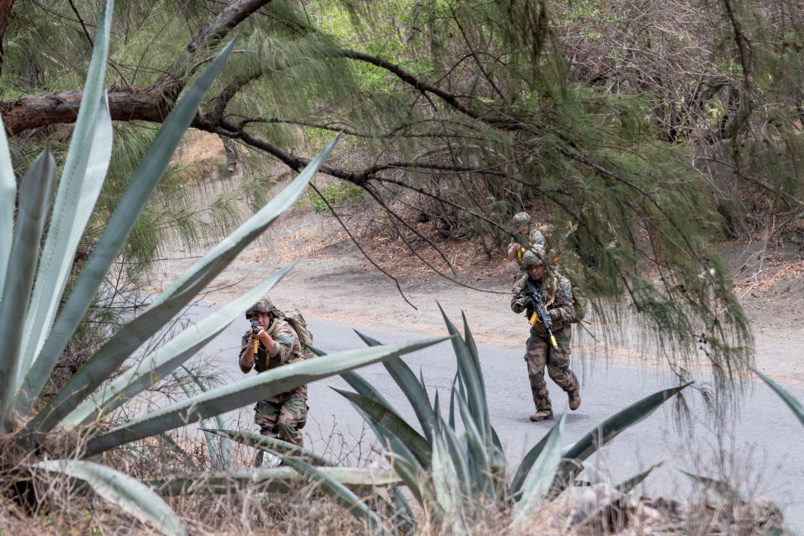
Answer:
[{"xmin": 183, "ymin": 303, "xmax": 804, "ymax": 529}]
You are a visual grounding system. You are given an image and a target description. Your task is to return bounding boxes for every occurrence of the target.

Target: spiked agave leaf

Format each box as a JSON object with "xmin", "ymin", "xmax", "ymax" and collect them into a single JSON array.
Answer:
[
  {"xmin": 83, "ymin": 338, "xmax": 447, "ymax": 456},
  {"xmin": 512, "ymin": 412, "xmax": 566, "ymax": 525},
  {"xmin": 431, "ymin": 430, "xmax": 467, "ymax": 535},
  {"xmin": 34, "ymin": 460, "xmax": 186, "ymax": 536},
  {"xmin": 616, "ymin": 463, "xmax": 662, "ymax": 495},
  {"xmin": 278, "ymin": 456, "xmax": 393, "ymax": 535},
  {"xmin": 174, "ymin": 369, "xmax": 229, "ymax": 469},
  {"xmin": 438, "ymin": 304, "xmax": 489, "ymax": 441},
  {"xmin": 307, "ymin": 341, "xmax": 399, "ymax": 412},
  {"xmin": 334, "ymin": 388, "xmax": 431, "ymax": 466},
  {"xmin": 18, "ymin": 0, "xmax": 115, "ymax": 384},
  {"xmin": 550, "ymin": 384, "xmax": 691, "ymax": 497},
  {"xmin": 147, "ymin": 466, "xmax": 401, "ymax": 496},
  {"xmin": 202, "ymin": 428, "xmax": 331, "ymax": 466},
  {"xmin": 21, "ymin": 39, "xmax": 238, "ymax": 412},
  {"xmin": 751, "ymin": 367, "xmax": 804, "ymax": 427},
  {"xmin": 0, "ymin": 111, "xmax": 15, "ymax": 288},
  {"xmin": 354, "ymin": 330, "xmax": 438, "ymax": 443},
  {"xmin": 0, "ymin": 150, "xmax": 57, "ymax": 432}
]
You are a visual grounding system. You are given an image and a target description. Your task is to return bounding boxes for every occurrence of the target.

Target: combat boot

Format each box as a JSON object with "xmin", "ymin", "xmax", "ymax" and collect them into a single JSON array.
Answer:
[
  {"xmin": 529, "ymin": 410, "xmax": 553, "ymax": 422},
  {"xmin": 568, "ymin": 389, "xmax": 581, "ymax": 411}
]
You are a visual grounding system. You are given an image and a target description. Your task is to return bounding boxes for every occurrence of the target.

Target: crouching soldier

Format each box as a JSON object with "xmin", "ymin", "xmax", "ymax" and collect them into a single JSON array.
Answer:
[
  {"xmin": 511, "ymin": 248, "xmax": 581, "ymax": 421},
  {"xmin": 239, "ymin": 296, "xmax": 308, "ymax": 446}
]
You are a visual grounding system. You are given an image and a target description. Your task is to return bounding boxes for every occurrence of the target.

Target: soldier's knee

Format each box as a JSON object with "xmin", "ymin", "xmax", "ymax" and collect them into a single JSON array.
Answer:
[{"xmin": 276, "ymin": 422, "xmax": 303, "ymax": 446}]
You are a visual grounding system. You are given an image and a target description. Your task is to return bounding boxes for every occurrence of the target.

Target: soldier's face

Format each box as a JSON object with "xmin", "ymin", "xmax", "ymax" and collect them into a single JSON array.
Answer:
[
  {"xmin": 527, "ymin": 265, "xmax": 544, "ymax": 281},
  {"xmin": 253, "ymin": 311, "xmax": 271, "ymax": 326},
  {"xmin": 517, "ymin": 224, "xmax": 529, "ymax": 235}
]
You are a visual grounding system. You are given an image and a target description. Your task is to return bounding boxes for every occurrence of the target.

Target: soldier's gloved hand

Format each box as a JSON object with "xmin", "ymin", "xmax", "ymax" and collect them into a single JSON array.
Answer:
[{"xmin": 524, "ymin": 296, "xmax": 537, "ymax": 311}]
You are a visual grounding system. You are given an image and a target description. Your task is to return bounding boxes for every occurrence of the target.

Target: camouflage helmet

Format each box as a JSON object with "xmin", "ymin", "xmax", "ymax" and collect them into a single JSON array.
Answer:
[
  {"xmin": 512, "ymin": 212, "xmax": 531, "ymax": 226},
  {"xmin": 521, "ymin": 247, "xmax": 545, "ymax": 269},
  {"xmin": 245, "ymin": 295, "xmax": 278, "ymax": 319}
]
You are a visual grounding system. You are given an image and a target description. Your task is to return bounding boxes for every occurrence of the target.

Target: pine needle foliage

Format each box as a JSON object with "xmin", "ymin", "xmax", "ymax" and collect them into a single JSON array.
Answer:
[{"xmin": 11, "ymin": 0, "xmax": 803, "ymax": 390}]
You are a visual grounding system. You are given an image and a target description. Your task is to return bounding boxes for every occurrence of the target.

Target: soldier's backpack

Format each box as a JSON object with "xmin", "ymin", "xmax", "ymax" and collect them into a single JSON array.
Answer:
[
  {"xmin": 570, "ymin": 284, "xmax": 587, "ymax": 322},
  {"xmin": 280, "ymin": 309, "xmax": 315, "ymax": 358}
]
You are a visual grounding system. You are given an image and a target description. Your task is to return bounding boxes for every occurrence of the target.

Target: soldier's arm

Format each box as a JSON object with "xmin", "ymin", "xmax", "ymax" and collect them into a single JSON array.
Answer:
[
  {"xmin": 269, "ymin": 323, "xmax": 297, "ymax": 364},
  {"xmin": 507, "ymin": 242, "xmax": 519, "ymax": 261},
  {"xmin": 511, "ymin": 278, "xmax": 527, "ymax": 314},
  {"xmin": 239, "ymin": 332, "xmax": 255, "ymax": 373}
]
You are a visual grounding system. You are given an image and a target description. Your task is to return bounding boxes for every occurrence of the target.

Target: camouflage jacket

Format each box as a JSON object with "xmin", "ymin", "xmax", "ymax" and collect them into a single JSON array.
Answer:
[
  {"xmin": 240, "ymin": 317, "xmax": 307, "ymax": 401},
  {"xmin": 511, "ymin": 272, "xmax": 576, "ymax": 338}
]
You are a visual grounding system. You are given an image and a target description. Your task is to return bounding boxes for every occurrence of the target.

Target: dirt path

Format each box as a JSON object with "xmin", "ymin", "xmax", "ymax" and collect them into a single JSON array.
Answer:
[{"xmin": 146, "ymin": 201, "xmax": 804, "ymax": 386}]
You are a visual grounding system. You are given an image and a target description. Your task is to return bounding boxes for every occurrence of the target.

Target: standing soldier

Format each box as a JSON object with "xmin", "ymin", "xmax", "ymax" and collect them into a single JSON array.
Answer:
[
  {"xmin": 511, "ymin": 248, "xmax": 581, "ymax": 421},
  {"xmin": 507, "ymin": 212, "xmax": 545, "ymax": 273},
  {"xmin": 239, "ymin": 296, "xmax": 308, "ymax": 446}
]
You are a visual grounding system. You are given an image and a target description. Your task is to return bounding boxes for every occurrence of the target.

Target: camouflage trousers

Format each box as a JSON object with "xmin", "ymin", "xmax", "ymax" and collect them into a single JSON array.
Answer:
[
  {"xmin": 524, "ymin": 333, "xmax": 579, "ymax": 414},
  {"xmin": 254, "ymin": 397, "xmax": 308, "ymax": 447}
]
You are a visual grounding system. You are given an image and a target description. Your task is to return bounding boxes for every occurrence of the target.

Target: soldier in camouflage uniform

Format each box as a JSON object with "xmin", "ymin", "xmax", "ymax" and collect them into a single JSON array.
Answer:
[
  {"xmin": 507, "ymin": 212, "xmax": 546, "ymax": 273},
  {"xmin": 239, "ymin": 296, "xmax": 308, "ymax": 446},
  {"xmin": 511, "ymin": 248, "xmax": 581, "ymax": 421}
]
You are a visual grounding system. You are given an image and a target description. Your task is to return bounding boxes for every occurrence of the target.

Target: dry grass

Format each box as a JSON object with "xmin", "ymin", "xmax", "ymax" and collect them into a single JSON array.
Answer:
[{"xmin": 1, "ymin": 423, "xmax": 792, "ymax": 536}]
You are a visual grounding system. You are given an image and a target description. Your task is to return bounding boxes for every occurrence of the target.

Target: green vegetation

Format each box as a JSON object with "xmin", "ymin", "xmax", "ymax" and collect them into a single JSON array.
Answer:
[
  {"xmin": 0, "ymin": 5, "xmax": 440, "ymax": 533},
  {"xmin": 307, "ymin": 180, "xmax": 366, "ymax": 213}
]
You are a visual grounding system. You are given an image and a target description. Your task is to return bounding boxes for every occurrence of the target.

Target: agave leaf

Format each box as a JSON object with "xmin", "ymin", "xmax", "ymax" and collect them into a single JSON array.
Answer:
[
  {"xmin": 431, "ymin": 431, "xmax": 466, "ymax": 535},
  {"xmin": 307, "ymin": 341, "xmax": 399, "ymax": 413},
  {"xmin": 19, "ymin": 0, "xmax": 115, "ymax": 373},
  {"xmin": 680, "ymin": 470, "xmax": 750, "ymax": 504},
  {"xmin": 156, "ymin": 433, "xmax": 196, "ymax": 468},
  {"xmin": 553, "ymin": 383, "xmax": 690, "ymax": 497},
  {"xmin": 751, "ymin": 367, "xmax": 804, "ymax": 427},
  {"xmin": 580, "ymin": 461, "xmax": 610, "ymax": 485},
  {"xmin": 615, "ymin": 463, "xmax": 661, "ymax": 495},
  {"xmin": 23, "ymin": 266, "xmax": 240, "ymax": 439},
  {"xmin": 278, "ymin": 457, "xmax": 393, "ymax": 535},
  {"xmin": 35, "ymin": 459, "xmax": 186, "ymax": 536},
  {"xmin": 180, "ymin": 366, "xmax": 231, "ymax": 468},
  {"xmin": 335, "ymin": 388, "xmax": 431, "ymax": 466},
  {"xmin": 454, "ymin": 386, "xmax": 492, "ymax": 493},
  {"xmin": 508, "ymin": 425, "xmax": 553, "ymax": 500},
  {"xmin": 512, "ymin": 411, "xmax": 566, "ymax": 525},
  {"xmin": 201, "ymin": 428, "xmax": 331, "ymax": 466},
  {"xmin": 61, "ymin": 266, "xmax": 292, "ymax": 427},
  {"xmin": 0, "ymin": 150, "xmax": 57, "ymax": 432},
  {"xmin": 354, "ymin": 330, "xmax": 438, "ymax": 444},
  {"xmin": 31, "ymin": 40, "xmax": 239, "ymax": 399},
  {"xmin": 173, "ymin": 372, "xmax": 222, "ymax": 468},
  {"xmin": 439, "ymin": 415, "xmax": 472, "ymax": 497},
  {"xmin": 147, "ymin": 467, "xmax": 401, "ymax": 497},
  {"xmin": 449, "ymin": 374, "xmax": 458, "ymax": 429},
  {"xmin": 360, "ymin": 416, "xmax": 432, "ymax": 507},
  {"xmin": 461, "ymin": 312, "xmax": 486, "ymax": 399},
  {"xmin": 437, "ymin": 304, "xmax": 488, "ymax": 440},
  {"xmin": 84, "ymin": 338, "xmax": 447, "ymax": 456},
  {"xmin": 151, "ymin": 135, "xmax": 339, "ymax": 309},
  {"xmin": 0, "ymin": 116, "xmax": 16, "ymax": 291}
]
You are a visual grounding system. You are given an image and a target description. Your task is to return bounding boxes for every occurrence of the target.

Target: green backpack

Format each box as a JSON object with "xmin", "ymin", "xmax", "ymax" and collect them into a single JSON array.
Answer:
[{"xmin": 280, "ymin": 309, "xmax": 315, "ymax": 359}]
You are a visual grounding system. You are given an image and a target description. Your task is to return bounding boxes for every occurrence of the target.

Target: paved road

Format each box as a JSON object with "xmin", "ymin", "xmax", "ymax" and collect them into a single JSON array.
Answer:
[{"xmin": 183, "ymin": 304, "xmax": 804, "ymax": 529}]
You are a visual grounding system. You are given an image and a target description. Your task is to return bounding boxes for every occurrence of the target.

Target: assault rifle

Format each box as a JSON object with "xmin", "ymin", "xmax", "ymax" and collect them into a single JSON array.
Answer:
[
  {"xmin": 251, "ymin": 320, "xmax": 260, "ymax": 354},
  {"xmin": 524, "ymin": 279, "xmax": 558, "ymax": 349}
]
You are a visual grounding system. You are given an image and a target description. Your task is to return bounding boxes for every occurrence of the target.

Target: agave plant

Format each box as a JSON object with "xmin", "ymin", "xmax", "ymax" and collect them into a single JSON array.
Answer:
[
  {"xmin": 245, "ymin": 306, "xmax": 690, "ymax": 533},
  {"xmin": 0, "ymin": 1, "xmax": 444, "ymax": 534}
]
